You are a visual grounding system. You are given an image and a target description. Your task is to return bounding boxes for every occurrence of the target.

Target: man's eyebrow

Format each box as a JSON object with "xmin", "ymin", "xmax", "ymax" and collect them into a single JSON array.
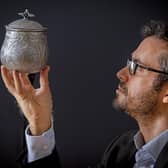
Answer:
[
  {"xmin": 131, "ymin": 54, "xmax": 139, "ymax": 62},
  {"xmin": 132, "ymin": 58, "xmax": 148, "ymax": 66},
  {"xmin": 132, "ymin": 57, "xmax": 139, "ymax": 63},
  {"xmin": 131, "ymin": 53, "xmax": 148, "ymax": 66}
]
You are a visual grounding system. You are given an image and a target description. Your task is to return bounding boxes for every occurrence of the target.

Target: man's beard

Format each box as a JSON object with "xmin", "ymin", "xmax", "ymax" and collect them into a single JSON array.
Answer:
[
  {"xmin": 112, "ymin": 81, "xmax": 128, "ymax": 111},
  {"xmin": 112, "ymin": 81, "xmax": 159, "ymax": 121}
]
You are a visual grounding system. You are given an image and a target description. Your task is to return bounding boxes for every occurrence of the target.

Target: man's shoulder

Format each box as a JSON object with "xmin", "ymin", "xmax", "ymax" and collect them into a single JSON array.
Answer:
[
  {"xmin": 110, "ymin": 129, "xmax": 137, "ymax": 146},
  {"xmin": 103, "ymin": 129, "xmax": 137, "ymax": 156},
  {"xmin": 117, "ymin": 129, "xmax": 138, "ymax": 141},
  {"xmin": 99, "ymin": 130, "xmax": 138, "ymax": 167}
]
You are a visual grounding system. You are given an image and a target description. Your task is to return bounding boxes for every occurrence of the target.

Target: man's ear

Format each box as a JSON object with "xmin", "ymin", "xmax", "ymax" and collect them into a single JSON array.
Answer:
[
  {"xmin": 162, "ymin": 83, "xmax": 168, "ymax": 103},
  {"xmin": 163, "ymin": 95, "xmax": 168, "ymax": 103}
]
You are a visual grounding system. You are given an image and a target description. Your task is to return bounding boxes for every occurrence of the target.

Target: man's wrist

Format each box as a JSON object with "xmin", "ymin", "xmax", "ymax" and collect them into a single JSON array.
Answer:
[
  {"xmin": 29, "ymin": 121, "xmax": 51, "ymax": 136},
  {"xmin": 29, "ymin": 117, "xmax": 52, "ymax": 136}
]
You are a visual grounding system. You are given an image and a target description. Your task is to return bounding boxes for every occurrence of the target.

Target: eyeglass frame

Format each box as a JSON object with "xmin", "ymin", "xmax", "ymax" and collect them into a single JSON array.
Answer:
[{"xmin": 127, "ymin": 59, "xmax": 168, "ymax": 75}]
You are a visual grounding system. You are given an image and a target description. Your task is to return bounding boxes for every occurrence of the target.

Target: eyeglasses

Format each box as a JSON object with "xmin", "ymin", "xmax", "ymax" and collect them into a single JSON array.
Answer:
[{"xmin": 127, "ymin": 59, "xmax": 168, "ymax": 75}]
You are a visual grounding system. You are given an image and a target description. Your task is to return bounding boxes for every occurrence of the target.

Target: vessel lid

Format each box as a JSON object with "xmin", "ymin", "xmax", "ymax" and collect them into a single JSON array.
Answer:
[{"xmin": 6, "ymin": 9, "xmax": 47, "ymax": 32}]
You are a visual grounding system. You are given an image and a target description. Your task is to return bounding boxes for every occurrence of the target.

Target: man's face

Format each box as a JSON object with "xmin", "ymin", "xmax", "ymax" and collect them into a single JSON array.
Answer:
[{"xmin": 113, "ymin": 36, "xmax": 168, "ymax": 120}]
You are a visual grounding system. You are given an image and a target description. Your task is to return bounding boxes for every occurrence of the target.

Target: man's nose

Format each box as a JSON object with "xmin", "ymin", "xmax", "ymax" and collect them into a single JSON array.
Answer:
[{"xmin": 116, "ymin": 66, "xmax": 130, "ymax": 82}]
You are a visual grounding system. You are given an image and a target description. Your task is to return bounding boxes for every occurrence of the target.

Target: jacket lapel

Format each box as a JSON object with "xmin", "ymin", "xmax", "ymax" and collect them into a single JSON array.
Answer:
[{"xmin": 155, "ymin": 142, "xmax": 168, "ymax": 168}]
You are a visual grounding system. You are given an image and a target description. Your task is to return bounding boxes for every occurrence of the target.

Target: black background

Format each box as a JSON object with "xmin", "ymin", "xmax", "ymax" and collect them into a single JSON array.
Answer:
[{"xmin": 0, "ymin": 0, "xmax": 167, "ymax": 167}]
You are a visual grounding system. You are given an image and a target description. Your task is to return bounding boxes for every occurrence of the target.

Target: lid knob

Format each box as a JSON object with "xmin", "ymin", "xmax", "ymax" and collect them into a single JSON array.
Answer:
[{"xmin": 18, "ymin": 9, "xmax": 35, "ymax": 20}]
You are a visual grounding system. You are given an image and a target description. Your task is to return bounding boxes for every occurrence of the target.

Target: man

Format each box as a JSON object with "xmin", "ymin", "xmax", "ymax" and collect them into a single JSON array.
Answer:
[{"xmin": 1, "ymin": 20, "xmax": 168, "ymax": 168}]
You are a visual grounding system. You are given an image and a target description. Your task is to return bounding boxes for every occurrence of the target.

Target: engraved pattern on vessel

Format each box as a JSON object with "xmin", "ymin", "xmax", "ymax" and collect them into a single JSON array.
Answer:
[
  {"xmin": 0, "ymin": 9, "xmax": 48, "ymax": 73},
  {"xmin": 1, "ymin": 31, "xmax": 23, "ymax": 70},
  {"xmin": 1, "ymin": 31, "xmax": 47, "ymax": 73}
]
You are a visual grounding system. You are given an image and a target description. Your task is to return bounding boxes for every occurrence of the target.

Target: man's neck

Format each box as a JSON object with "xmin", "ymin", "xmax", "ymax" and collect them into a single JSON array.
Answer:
[{"xmin": 138, "ymin": 116, "xmax": 168, "ymax": 143}]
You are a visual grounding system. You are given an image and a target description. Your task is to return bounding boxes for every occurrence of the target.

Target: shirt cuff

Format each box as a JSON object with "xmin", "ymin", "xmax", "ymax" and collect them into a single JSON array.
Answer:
[{"xmin": 25, "ymin": 124, "xmax": 55, "ymax": 163}]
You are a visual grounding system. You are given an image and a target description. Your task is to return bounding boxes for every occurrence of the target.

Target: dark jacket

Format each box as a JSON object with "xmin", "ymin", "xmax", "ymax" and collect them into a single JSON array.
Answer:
[{"xmin": 17, "ymin": 130, "xmax": 168, "ymax": 168}]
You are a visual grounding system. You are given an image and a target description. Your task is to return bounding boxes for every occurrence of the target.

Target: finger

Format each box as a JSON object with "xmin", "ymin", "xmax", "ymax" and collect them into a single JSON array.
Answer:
[
  {"xmin": 1, "ymin": 65, "xmax": 15, "ymax": 92},
  {"xmin": 13, "ymin": 70, "xmax": 22, "ymax": 94},
  {"xmin": 19, "ymin": 73, "xmax": 34, "ymax": 89},
  {"xmin": 40, "ymin": 65, "xmax": 50, "ymax": 90}
]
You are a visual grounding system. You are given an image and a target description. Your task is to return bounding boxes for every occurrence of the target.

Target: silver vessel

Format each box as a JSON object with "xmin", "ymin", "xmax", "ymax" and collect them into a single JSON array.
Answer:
[{"xmin": 0, "ymin": 9, "xmax": 48, "ymax": 73}]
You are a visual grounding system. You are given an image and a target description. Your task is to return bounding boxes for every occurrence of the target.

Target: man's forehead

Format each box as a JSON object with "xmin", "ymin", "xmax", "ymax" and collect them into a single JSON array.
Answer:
[{"xmin": 132, "ymin": 36, "xmax": 168, "ymax": 60}]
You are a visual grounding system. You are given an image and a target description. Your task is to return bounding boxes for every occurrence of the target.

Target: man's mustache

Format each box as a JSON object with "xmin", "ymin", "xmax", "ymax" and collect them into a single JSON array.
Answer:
[{"xmin": 119, "ymin": 81, "xmax": 128, "ymax": 95}]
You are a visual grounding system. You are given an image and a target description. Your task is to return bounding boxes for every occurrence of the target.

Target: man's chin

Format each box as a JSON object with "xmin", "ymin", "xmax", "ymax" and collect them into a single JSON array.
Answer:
[{"xmin": 112, "ymin": 98, "xmax": 126, "ymax": 111}]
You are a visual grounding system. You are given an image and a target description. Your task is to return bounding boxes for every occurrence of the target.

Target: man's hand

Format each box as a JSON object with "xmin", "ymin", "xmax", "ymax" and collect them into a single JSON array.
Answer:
[{"xmin": 1, "ymin": 65, "xmax": 53, "ymax": 136}]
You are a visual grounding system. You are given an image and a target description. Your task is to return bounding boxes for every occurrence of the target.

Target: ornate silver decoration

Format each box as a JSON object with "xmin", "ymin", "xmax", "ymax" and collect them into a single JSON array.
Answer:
[{"xmin": 0, "ymin": 9, "xmax": 48, "ymax": 73}]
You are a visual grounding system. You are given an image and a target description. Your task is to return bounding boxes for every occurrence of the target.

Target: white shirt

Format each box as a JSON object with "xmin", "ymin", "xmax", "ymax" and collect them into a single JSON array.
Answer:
[{"xmin": 25, "ymin": 125, "xmax": 55, "ymax": 162}]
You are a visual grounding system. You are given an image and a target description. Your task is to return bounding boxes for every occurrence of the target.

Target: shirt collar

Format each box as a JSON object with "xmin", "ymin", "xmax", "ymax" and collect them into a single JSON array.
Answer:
[{"xmin": 134, "ymin": 129, "xmax": 168, "ymax": 160}]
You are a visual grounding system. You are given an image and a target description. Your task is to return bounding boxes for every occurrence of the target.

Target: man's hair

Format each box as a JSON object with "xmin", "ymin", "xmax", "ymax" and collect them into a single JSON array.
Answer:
[
  {"xmin": 141, "ymin": 20, "xmax": 168, "ymax": 90},
  {"xmin": 141, "ymin": 20, "xmax": 168, "ymax": 41}
]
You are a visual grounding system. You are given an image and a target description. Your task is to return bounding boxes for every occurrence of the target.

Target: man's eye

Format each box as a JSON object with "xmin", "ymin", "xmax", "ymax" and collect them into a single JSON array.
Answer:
[{"xmin": 137, "ymin": 66, "xmax": 145, "ymax": 72}]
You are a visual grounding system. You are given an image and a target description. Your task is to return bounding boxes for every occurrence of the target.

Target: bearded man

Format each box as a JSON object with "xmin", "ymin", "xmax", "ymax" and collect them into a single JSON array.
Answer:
[{"xmin": 2, "ymin": 20, "xmax": 168, "ymax": 168}]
